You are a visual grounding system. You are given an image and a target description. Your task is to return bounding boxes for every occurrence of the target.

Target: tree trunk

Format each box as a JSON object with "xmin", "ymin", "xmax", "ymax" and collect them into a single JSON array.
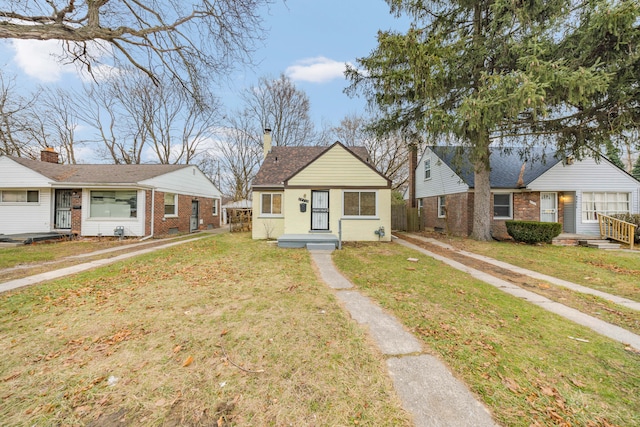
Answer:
[{"xmin": 470, "ymin": 142, "xmax": 492, "ymax": 241}]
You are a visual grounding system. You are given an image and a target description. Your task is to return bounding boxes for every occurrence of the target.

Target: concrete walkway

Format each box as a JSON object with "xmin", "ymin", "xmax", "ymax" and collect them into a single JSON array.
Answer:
[
  {"xmin": 0, "ymin": 231, "xmax": 223, "ymax": 294},
  {"xmin": 396, "ymin": 236, "xmax": 640, "ymax": 351},
  {"xmin": 309, "ymin": 249, "xmax": 498, "ymax": 427},
  {"xmin": 407, "ymin": 234, "xmax": 640, "ymax": 312}
]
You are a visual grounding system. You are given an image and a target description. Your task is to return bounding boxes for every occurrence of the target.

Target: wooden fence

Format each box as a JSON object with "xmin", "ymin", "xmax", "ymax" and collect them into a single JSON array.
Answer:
[
  {"xmin": 392, "ymin": 205, "xmax": 422, "ymax": 232},
  {"xmin": 228, "ymin": 209, "xmax": 252, "ymax": 232}
]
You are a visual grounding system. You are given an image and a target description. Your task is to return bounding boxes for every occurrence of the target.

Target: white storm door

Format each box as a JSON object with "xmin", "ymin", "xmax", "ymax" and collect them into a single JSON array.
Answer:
[
  {"xmin": 311, "ymin": 190, "xmax": 329, "ymax": 230},
  {"xmin": 540, "ymin": 192, "xmax": 557, "ymax": 222}
]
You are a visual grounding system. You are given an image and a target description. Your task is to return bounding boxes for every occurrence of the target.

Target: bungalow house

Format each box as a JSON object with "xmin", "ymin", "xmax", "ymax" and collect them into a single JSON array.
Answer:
[
  {"xmin": 251, "ymin": 130, "xmax": 392, "ymax": 247},
  {"xmin": 0, "ymin": 149, "xmax": 222, "ymax": 238},
  {"xmin": 413, "ymin": 146, "xmax": 640, "ymax": 238}
]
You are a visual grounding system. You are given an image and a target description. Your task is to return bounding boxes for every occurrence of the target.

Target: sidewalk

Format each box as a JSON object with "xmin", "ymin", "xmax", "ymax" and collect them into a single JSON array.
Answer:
[
  {"xmin": 0, "ymin": 230, "xmax": 225, "ymax": 294},
  {"xmin": 398, "ymin": 234, "xmax": 640, "ymax": 350},
  {"xmin": 310, "ymin": 249, "xmax": 498, "ymax": 427}
]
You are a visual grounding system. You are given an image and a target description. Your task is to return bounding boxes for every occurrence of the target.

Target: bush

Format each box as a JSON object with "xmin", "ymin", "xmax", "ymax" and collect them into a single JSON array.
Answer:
[
  {"xmin": 505, "ymin": 221, "xmax": 562, "ymax": 244},
  {"xmin": 610, "ymin": 213, "xmax": 640, "ymax": 244}
]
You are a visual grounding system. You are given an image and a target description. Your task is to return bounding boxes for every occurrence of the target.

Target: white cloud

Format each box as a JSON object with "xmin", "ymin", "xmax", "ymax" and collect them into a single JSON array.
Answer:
[
  {"xmin": 285, "ymin": 56, "xmax": 350, "ymax": 83},
  {"xmin": 10, "ymin": 39, "xmax": 68, "ymax": 82},
  {"xmin": 9, "ymin": 38, "xmax": 116, "ymax": 83}
]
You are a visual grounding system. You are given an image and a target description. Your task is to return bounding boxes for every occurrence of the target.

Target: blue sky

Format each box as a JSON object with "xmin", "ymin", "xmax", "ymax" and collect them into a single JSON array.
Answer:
[{"xmin": 0, "ymin": 0, "xmax": 408, "ymax": 130}]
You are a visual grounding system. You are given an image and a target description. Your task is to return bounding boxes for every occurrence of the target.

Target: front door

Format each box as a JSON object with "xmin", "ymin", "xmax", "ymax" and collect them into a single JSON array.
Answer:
[
  {"xmin": 311, "ymin": 190, "xmax": 329, "ymax": 231},
  {"xmin": 54, "ymin": 189, "xmax": 72, "ymax": 229},
  {"xmin": 540, "ymin": 192, "xmax": 557, "ymax": 223},
  {"xmin": 190, "ymin": 200, "xmax": 199, "ymax": 232}
]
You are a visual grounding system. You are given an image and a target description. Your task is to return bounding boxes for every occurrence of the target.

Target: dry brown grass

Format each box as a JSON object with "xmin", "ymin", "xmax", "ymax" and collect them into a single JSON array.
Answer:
[{"xmin": 1, "ymin": 233, "xmax": 411, "ymax": 426}]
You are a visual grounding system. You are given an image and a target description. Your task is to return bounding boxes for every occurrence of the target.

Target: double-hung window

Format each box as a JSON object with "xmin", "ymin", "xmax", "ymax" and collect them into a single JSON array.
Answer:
[
  {"xmin": 212, "ymin": 199, "xmax": 218, "ymax": 216},
  {"xmin": 493, "ymin": 193, "xmax": 512, "ymax": 219},
  {"xmin": 164, "ymin": 193, "xmax": 177, "ymax": 216},
  {"xmin": 343, "ymin": 191, "xmax": 377, "ymax": 217},
  {"xmin": 261, "ymin": 193, "xmax": 282, "ymax": 216},
  {"xmin": 424, "ymin": 158, "xmax": 431, "ymax": 180},
  {"xmin": 582, "ymin": 192, "xmax": 630, "ymax": 222}
]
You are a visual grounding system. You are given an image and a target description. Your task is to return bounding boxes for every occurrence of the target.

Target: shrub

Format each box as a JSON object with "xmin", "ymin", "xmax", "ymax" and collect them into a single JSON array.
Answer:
[
  {"xmin": 505, "ymin": 221, "xmax": 562, "ymax": 244},
  {"xmin": 610, "ymin": 213, "xmax": 640, "ymax": 244}
]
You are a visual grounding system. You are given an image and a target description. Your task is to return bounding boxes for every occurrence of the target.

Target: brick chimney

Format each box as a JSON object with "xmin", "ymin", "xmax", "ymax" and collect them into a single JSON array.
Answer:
[
  {"xmin": 263, "ymin": 128, "xmax": 272, "ymax": 159},
  {"xmin": 40, "ymin": 147, "xmax": 59, "ymax": 164}
]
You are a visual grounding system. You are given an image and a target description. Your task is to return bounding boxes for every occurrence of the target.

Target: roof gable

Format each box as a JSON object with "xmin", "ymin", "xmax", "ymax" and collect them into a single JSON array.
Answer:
[{"xmin": 252, "ymin": 142, "xmax": 379, "ymax": 187}]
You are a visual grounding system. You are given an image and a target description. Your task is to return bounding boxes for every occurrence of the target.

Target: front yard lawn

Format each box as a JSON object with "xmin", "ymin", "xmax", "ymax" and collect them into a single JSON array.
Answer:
[
  {"xmin": 333, "ymin": 242, "xmax": 640, "ymax": 427},
  {"xmin": 0, "ymin": 233, "xmax": 410, "ymax": 426}
]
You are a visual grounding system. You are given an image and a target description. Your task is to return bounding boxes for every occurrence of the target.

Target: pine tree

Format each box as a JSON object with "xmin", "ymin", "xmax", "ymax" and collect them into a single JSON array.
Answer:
[
  {"xmin": 346, "ymin": 0, "xmax": 640, "ymax": 240},
  {"xmin": 632, "ymin": 155, "xmax": 640, "ymax": 181}
]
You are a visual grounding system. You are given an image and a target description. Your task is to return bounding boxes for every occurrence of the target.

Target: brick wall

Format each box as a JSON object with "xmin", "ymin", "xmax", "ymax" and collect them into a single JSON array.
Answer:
[
  {"xmin": 421, "ymin": 193, "xmax": 471, "ymax": 236},
  {"xmin": 150, "ymin": 191, "xmax": 220, "ymax": 236},
  {"xmin": 71, "ymin": 189, "xmax": 82, "ymax": 236}
]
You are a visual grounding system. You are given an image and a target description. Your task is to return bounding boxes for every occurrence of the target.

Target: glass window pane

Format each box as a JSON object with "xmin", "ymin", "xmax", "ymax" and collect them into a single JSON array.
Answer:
[
  {"xmin": 360, "ymin": 192, "xmax": 376, "ymax": 216},
  {"xmin": 261, "ymin": 194, "xmax": 271, "ymax": 214},
  {"xmin": 272, "ymin": 194, "xmax": 282, "ymax": 214},
  {"xmin": 344, "ymin": 192, "xmax": 359, "ymax": 215},
  {"xmin": 27, "ymin": 191, "xmax": 39, "ymax": 202},
  {"xmin": 2, "ymin": 191, "xmax": 26, "ymax": 202}
]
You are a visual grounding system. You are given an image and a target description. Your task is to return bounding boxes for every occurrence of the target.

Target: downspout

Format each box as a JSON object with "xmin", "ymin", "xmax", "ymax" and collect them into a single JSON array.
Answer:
[{"xmin": 141, "ymin": 188, "xmax": 155, "ymax": 241}]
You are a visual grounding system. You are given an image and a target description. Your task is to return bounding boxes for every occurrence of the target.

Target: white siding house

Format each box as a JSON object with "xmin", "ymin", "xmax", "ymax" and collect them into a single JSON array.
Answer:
[
  {"xmin": 412, "ymin": 146, "xmax": 640, "ymax": 238},
  {"xmin": 0, "ymin": 151, "xmax": 222, "ymax": 238}
]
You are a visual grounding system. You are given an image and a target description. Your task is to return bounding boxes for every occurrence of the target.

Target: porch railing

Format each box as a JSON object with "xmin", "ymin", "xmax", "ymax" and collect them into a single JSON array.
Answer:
[{"xmin": 597, "ymin": 213, "xmax": 636, "ymax": 250}]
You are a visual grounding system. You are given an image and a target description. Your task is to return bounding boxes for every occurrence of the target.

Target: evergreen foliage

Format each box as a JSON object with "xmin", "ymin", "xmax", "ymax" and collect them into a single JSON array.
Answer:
[
  {"xmin": 632, "ymin": 156, "xmax": 640, "ymax": 181},
  {"xmin": 505, "ymin": 221, "xmax": 562, "ymax": 244},
  {"xmin": 346, "ymin": 0, "xmax": 640, "ymax": 240}
]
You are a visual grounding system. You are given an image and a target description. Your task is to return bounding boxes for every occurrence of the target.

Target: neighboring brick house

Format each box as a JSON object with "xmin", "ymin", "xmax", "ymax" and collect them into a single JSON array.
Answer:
[
  {"xmin": 0, "ymin": 149, "xmax": 221, "ymax": 238},
  {"xmin": 412, "ymin": 146, "xmax": 640, "ymax": 238}
]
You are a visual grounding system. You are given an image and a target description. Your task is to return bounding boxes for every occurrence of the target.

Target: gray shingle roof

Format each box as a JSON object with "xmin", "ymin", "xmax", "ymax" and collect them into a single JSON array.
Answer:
[
  {"xmin": 430, "ymin": 146, "xmax": 562, "ymax": 188},
  {"xmin": 252, "ymin": 142, "xmax": 371, "ymax": 187},
  {"xmin": 8, "ymin": 156, "xmax": 189, "ymax": 184}
]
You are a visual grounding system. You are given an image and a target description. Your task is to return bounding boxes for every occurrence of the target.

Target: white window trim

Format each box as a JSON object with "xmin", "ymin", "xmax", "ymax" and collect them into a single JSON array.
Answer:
[
  {"xmin": 89, "ymin": 189, "xmax": 138, "ymax": 219},
  {"xmin": 581, "ymin": 191, "xmax": 631, "ymax": 223},
  {"xmin": 212, "ymin": 199, "xmax": 218, "ymax": 216},
  {"xmin": 0, "ymin": 189, "xmax": 40, "ymax": 204},
  {"xmin": 493, "ymin": 192, "xmax": 513, "ymax": 220},
  {"xmin": 164, "ymin": 193, "xmax": 178, "ymax": 217},
  {"xmin": 341, "ymin": 190, "xmax": 379, "ymax": 219},
  {"xmin": 437, "ymin": 195, "xmax": 446, "ymax": 218},
  {"xmin": 424, "ymin": 157, "xmax": 431, "ymax": 181},
  {"xmin": 260, "ymin": 192, "xmax": 284, "ymax": 217}
]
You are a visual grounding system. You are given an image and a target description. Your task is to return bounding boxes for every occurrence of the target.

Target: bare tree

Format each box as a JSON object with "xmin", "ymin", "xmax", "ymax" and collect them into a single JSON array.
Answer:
[
  {"xmin": 0, "ymin": 0, "xmax": 274, "ymax": 96},
  {"xmin": 333, "ymin": 113, "xmax": 409, "ymax": 191},
  {"xmin": 207, "ymin": 110, "xmax": 262, "ymax": 199},
  {"xmin": 243, "ymin": 74, "xmax": 319, "ymax": 146},
  {"xmin": 33, "ymin": 88, "xmax": 84, "ymax": 164},
  {"xmin": 75, "ymin": 81, "xmax": 145, "ymax": 164},
  {"xmin": 0, "ymin": 74, "xmax": 39, "ymax": 157}
]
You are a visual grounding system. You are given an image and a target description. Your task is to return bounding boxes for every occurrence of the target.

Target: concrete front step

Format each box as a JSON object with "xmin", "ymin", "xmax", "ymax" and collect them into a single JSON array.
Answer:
[
  {"xmin": 578, "ymin": 239, "xmax": 621, "ymax": 249},
  {"xmin": 306, "ymin": 243, "xmax": 336, "ymax": 251},
  {"xmin": 277, "ymin": 233, "xmax": 338, "ymax": 249}
]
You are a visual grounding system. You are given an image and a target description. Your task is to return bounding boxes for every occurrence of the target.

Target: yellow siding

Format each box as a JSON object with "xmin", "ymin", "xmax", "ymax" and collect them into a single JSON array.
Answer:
[
  {"xmin": 279, "ymin": 188, "xmax": 391, "ymax": 241},
  {"xmin": 288, "ymin": 144, "xmax": 388, "ymax": 187},
  {"xmin": 252, "ymin": 190, "xmax": 285, "ymax": 239}
]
